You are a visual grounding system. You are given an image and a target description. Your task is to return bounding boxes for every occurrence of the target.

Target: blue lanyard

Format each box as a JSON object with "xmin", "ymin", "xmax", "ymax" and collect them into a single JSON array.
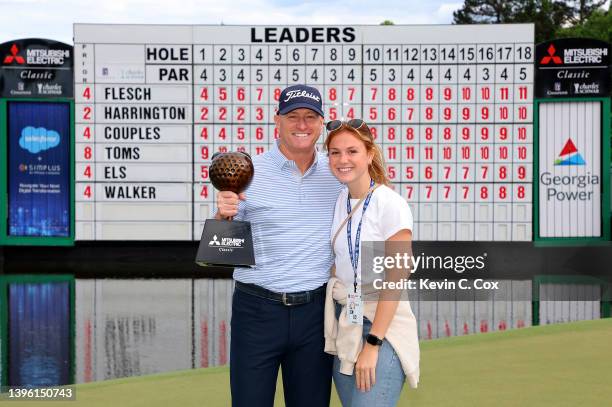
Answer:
[{"xmin": 346, "ymin": 179, "xmax": 375, "ymax": 293}]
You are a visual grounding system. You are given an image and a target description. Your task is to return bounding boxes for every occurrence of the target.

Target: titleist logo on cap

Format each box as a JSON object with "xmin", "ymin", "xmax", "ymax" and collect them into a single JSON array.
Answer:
[
  {"xmin": 283, "ymin": 89, "xmax": 321, "ymax": 103},
  {"xmin": 277, "ymin": 84, "xmax": 324, "ymax": 116}
]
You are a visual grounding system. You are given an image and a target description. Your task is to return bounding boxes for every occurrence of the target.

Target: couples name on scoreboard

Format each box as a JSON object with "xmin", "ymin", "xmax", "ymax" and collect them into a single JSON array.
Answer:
[{"xmin": 74, "ymin": 24, "xmax": 534, "ymax": 241}]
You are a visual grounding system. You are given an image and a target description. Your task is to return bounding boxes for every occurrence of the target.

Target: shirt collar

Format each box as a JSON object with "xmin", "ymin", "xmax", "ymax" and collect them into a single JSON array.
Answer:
[{"xmin": 269, "ymin": 140, "xmax": 321, "ymax": 172}]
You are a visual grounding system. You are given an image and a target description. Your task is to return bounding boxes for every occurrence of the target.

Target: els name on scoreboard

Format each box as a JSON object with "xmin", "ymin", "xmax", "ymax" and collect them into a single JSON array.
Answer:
[{"xmin": 73, "ymin": 24, "xmax": 534, "ymax": 242}]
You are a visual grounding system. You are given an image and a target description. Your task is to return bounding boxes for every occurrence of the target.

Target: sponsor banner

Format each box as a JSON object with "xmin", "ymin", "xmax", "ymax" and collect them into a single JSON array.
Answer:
[
  {"xmin": 538, "ymin": 101, "xmax": 601, "ymax": 238},
  {"xmin": 7, "ymin": 101, "xmax": 71, "ymax": 237},
  {"xmin": 0, "ymin": 38, "xmax": 73, "ymax": 98},
  {"xmin": 535, "ymin": 37, "xmax": 610, "ymax": 98}
]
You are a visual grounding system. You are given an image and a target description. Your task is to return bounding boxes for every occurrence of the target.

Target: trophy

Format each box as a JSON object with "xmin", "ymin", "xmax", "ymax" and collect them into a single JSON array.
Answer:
[{"xmin": 195, "ymin": 151, "xmax": 256, "ymax": 268}]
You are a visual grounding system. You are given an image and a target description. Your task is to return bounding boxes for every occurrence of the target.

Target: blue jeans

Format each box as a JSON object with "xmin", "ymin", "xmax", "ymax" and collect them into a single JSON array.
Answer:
[{"xmin": 333, "ymin": 305, "xmax": 405, "ymax": 407}]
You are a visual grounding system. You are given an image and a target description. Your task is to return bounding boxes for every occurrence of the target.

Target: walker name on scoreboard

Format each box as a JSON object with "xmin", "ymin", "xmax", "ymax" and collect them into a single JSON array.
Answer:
[
  {"xmin": 103, "ymin": 185, "xmax": 157, "ymax": 199},
  {"xmin": 250, "ymin": 27, "xmax": 356, "ymax": 43}
]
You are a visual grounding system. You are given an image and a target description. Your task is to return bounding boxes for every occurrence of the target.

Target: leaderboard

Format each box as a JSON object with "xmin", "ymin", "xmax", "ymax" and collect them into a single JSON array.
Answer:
[{"xmin": 74, "ymin": 24, "xmax": 534, "ymax": 241}]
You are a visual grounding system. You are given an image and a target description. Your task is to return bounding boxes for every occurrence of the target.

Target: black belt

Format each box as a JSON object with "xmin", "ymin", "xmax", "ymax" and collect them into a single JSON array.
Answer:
[{"xmin": 235, "ymin": 281, "xmax": 326, "ymax": 306}]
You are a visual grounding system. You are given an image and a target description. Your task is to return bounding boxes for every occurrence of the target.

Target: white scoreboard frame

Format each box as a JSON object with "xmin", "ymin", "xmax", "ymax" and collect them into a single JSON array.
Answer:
[{"xmin": 73, "ymin": 24, "xmax": 534, "ymax": 241}]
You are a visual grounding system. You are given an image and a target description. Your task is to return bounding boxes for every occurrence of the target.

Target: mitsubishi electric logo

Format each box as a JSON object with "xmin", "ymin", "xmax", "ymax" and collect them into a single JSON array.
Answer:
[
  {"xmin": 540, "ymin": 44, "xmax": 562, "ymax": 65},
  {"xmin": 3, "ymin": 44, "xmax": 25, "ymax": 64},
  {"xmin": 209, "ymin": 234, "xmax": 244, "ymax": 249},
  {"xmin": 554, "ymin": 138, "xmax": 585, "ymax": 166},
  {"xmin": 2, "ymin": 44, "xmax": 69, "ymax": 66}
]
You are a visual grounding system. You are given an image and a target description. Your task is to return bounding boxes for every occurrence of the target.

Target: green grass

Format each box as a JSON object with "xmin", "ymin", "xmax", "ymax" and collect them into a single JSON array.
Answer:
[{"xmin": 5, "ymin": 319, "xmax": 611, "ymax": 407}]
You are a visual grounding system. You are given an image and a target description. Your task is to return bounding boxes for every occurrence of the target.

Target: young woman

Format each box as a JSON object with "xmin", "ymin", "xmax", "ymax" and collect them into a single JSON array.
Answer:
[{"xmin": 324, "ymin": 119, "xmax": 420, "ymax": 406}]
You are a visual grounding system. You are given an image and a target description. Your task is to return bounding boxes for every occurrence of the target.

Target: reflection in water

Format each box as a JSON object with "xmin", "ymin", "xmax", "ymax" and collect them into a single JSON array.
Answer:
[
  {"xmin": 104, "ymin": 316, "xmax": 157, "ymax": 379},
  {"xmin": 9, "ymin": 282, "xmax": 70, "ymax": 386},
  {"xmin": 19, "ymin": 355, "xmax": 61, "ymax": 387}
]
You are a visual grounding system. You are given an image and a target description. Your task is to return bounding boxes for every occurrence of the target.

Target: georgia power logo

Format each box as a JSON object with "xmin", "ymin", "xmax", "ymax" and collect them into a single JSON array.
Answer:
[
  {"xmin": 209, "ymin": 234, "xmax": 244, "ymax": 251},
  {"xmin": 542, "ymin": 137, "xmax": 598, "ymax": 202},
  {"xmin": 554, "ymin": 138, "xmax": 585, "ymax": 166},
  {"xmin": 3, "ymin": 44, "xmax": 25, "ymax": 64},
  {"xmin": 540, "ymin": 44, "xmax": 562, "ymax": 65}
]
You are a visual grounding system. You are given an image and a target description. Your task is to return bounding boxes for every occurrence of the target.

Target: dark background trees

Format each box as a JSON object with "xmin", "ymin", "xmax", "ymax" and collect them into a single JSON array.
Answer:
[
  {"xmin": 451, "ymin": 0, "xmax": 611, "ymax": 157},
  {"xmin": 452, "ymin": 0, "xmax": 609, "ymax": 43}
]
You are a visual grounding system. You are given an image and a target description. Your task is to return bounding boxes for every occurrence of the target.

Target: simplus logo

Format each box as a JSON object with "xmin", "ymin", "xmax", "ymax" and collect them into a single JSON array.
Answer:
[
  {"xmin": 554, "ymin": 138, "xmax": 585, "ymax": 166},
  {"xmin": 3, "ymin": 44, "xmax": 25, "ymax": 64},
  {"xmin": 540, "ymin": 44, "xmax": 562, "ymax": 65}
]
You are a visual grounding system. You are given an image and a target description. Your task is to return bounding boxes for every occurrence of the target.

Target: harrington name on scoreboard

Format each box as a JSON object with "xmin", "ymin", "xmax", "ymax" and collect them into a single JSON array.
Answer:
[{"xmin": 73, "ymin": 24, "xmax": 534, "ymax": 241}]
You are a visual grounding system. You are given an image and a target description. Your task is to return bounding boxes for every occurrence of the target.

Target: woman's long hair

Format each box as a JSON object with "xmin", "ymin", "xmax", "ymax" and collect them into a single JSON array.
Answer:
[{"xmin": 324, "ymin": 121, "xmax": 390, "ymax": 186}]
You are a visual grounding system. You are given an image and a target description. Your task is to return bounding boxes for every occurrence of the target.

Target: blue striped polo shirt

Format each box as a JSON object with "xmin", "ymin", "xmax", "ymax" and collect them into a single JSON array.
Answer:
[{"xmin": 233, "ymin": 141, "xmax": 342, "ymax": 293}]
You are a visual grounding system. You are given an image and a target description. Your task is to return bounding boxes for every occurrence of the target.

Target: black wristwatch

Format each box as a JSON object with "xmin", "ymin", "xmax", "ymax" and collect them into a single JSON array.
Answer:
[{"xmin": 366, "ymin": 333, "xmax": 383, "ymax": 346}]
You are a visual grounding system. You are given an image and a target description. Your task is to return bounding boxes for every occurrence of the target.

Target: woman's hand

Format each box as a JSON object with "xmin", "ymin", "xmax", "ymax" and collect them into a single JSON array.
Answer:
[{"xmin": 354, "ymin": 343, "xmax": 379, "ymax": 392}]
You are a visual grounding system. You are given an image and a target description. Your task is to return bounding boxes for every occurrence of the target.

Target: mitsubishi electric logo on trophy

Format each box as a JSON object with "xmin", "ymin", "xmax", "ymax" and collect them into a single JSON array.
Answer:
[
  {"xmin": 209, "ymin": 235, "xmax": 220, "ymax": 246},
  {"xmin": 208, "ymin": 234, "xmax": 245, "ymax": 249}
]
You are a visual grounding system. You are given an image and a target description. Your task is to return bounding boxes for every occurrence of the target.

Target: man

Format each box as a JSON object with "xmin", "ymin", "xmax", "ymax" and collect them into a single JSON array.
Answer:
[{"xmin": 215, "ymin": 85, "xmax": 342, "ymax": 407}]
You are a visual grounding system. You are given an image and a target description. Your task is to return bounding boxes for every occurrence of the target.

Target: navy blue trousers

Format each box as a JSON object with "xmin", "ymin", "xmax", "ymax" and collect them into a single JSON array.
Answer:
[{"xmin": 230, "ymin": 287, "xmax": 333, "ymax": 407}]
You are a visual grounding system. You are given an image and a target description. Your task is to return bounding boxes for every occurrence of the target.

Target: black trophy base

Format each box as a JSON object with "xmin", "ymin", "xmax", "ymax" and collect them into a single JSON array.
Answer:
[{"xmin": 195, "ymin": 219, "xmax": 256, "ymax": 268}]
